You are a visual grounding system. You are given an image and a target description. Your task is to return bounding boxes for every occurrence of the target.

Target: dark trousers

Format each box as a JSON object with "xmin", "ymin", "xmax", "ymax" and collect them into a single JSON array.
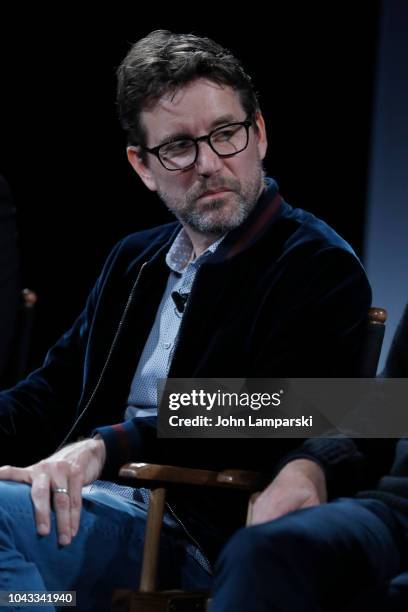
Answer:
[{"xmin": 211, "ymin": 498, "xmax": 408, "ymax": 612}]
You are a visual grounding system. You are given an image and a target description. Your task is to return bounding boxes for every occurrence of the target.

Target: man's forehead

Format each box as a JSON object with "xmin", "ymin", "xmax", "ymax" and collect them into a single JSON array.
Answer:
[
  {"xmin": 153, "ymin": 78, "xmax": 236, "ymax": 107},
  {"xmin": 140, "ymin": 79, "xmax": 244, "ymax": 141}
]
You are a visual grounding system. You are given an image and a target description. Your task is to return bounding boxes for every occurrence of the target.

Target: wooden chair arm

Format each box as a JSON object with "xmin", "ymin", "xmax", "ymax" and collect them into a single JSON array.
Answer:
[
  {"xmin": 114, "ymin": 463, "xmax": 268, "ymax": 598},
  {"xmin": 118, "ymin": 462, "xmax": 268, "ymax": 492}
]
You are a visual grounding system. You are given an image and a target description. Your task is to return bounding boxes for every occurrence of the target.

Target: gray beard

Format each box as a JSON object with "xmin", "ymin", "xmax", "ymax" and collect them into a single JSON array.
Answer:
[
  {"xmin": 157, "ymin": 165, "xmax": 265, "ymax": 236},
  {"xmin": 180, "ymin": 195, "xmax": 253, "ymax": 235}
]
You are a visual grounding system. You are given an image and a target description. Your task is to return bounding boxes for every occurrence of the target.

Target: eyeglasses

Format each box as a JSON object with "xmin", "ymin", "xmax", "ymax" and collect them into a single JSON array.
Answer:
[{"xmin": 142, "ymin": 117, "xmax": 253, "ymax": 171}]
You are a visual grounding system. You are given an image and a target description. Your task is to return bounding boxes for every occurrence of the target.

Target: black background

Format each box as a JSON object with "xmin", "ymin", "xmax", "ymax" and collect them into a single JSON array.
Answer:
[{"xmin": 0, "ymin": 3, "xmax": 380, "ymax": 366}]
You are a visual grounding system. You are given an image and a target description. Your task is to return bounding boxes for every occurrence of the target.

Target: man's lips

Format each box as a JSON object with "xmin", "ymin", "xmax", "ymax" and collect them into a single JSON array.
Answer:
[{"xmin": 198, "ymin": 189, "xmax": 233, "ymax": 199}]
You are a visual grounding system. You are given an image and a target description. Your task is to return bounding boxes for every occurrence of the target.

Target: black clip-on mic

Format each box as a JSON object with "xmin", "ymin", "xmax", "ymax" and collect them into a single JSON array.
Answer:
[{"xmin": 171, "ymin": 291, "xmax": 189, "ymax": 313}]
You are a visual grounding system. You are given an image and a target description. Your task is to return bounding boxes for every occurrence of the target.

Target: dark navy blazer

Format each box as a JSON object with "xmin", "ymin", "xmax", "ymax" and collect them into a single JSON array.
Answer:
[{"xmin": 0, "ymin": 178, "xmax": 380, "ymax": 559}]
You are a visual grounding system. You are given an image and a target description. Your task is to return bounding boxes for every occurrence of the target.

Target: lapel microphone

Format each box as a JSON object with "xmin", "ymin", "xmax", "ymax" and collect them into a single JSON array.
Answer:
[{"xmin": 171, "ymin": 291, "xmax": 189, "ymax": 313}]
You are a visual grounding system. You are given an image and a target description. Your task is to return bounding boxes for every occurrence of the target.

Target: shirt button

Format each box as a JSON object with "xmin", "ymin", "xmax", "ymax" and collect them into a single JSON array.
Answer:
[{"xmin": 162, "ymin": 342, "xmax": 171, "ymax": 349}]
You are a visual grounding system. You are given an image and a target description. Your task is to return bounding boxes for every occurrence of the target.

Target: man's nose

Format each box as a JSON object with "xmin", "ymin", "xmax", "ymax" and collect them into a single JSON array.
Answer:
[{"xmin": 195, "ymin": 141, "xmax": 223, "ymax": 176}]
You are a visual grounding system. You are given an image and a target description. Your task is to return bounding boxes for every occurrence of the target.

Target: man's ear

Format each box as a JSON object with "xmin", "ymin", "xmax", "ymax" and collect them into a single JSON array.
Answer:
[
  {"xmin": 127, "ymin": 147, "xmax": 158, "ymax": 192},
  {"xmin": 253, "ymin": 111, "xmax": 268, "ymax": 161}
]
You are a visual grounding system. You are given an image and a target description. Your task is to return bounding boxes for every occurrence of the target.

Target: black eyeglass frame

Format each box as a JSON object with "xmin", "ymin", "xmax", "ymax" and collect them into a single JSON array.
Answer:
[{"xmin": 141, "ymin": 117, "xmax": 253, "ymax": 171}]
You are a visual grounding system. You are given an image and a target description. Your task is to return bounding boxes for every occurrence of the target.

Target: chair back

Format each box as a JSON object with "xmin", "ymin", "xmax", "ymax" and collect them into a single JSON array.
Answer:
[
  {"xmin": 6, "ymin": 288, "xmax": 37, "ymax": 386},
  {"xmin": 357, "ymin": 307, "xmax": 387, "ymax": 377}
]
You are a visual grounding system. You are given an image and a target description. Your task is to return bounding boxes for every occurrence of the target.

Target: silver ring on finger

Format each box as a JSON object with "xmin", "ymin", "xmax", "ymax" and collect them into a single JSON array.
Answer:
[{"xmin": 52, "ymin": 487, "xmax": 70, "ymax": 496}]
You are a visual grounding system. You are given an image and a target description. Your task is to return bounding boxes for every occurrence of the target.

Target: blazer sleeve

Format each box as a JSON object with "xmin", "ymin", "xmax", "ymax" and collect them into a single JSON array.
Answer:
[{"xmin": 251, "ymin": 246, "xmax": 392, "ymax": 497}]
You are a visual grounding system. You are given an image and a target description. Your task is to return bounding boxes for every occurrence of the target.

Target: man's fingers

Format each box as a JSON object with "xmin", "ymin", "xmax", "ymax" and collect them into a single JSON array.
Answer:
[
  {"xmin": 52, "ymin": 462, "xmax": 85, "ymax": 545},
  {"xmin": 31, "ymin": 472, "xmax": 83, "ymax": 545},
  {"xmin": 0, "ymin": 465, "xmax": 32, "ymax": 483},
  {"xmin": 251, "ymin": 497, "xmax": 289, "ymax": 524},
  {"xmin": 52, "ymin": 485, "xmax": 72, "ymax": 545},
  {"xmin": 31, "ymin": 472, "xmax": 52, "ymax": 535},
  {"xmin": 1, "ymin": 440, "xmax": 99, "ymax": 545},
  {"xmin": 67, "ymin": 465, "xmax": 83, "ymax": 538}
]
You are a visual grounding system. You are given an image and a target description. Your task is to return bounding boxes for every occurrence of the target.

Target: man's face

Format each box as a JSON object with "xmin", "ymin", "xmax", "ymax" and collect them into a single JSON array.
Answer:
[{"xmin": 127, "ymin": 78, "xmax": 268, "ymax": 235}]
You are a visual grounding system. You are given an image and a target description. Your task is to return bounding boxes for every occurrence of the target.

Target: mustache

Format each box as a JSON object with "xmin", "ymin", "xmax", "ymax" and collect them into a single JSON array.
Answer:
[{"xmin": 191, "ymin": 178, "xmax": 240, "ymax": 199}]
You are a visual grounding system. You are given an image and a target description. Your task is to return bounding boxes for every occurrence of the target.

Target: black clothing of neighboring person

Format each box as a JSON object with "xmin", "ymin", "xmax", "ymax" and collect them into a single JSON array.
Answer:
[{"xmin": 0, "ymin": 175, "xmax": 19, "ymax": 383}]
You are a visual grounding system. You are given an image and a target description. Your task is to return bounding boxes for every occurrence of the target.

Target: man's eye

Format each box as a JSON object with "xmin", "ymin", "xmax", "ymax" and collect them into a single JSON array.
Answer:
[
  {"xmin": 163, "ymin": 140, "xmax": 193, "ymax": 154},
  {"xmin": 213, "ymin": 127, "xmax": 237, "ymax": 142}
]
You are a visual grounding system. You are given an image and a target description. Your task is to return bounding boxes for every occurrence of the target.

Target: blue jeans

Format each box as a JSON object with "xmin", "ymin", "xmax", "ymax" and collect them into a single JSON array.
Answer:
[
  {"xmin": 0, "ymin": 481, "xmax": 212, "ymax": 611},
  {"xmin": 211, "ymin": 498, "xmax": 408, "ymax": 612}
]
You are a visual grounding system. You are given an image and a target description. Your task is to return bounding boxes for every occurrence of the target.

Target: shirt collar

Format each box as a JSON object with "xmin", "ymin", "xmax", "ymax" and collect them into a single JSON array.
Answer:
[{"xmin": 166, "ymin": 228, "xmax": 225, "ymax": 273}]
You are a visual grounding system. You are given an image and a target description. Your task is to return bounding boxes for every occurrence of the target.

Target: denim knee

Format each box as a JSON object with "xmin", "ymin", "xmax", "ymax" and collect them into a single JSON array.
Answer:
[{"xmin": 0, "ymin": 481, "xmax": 33, "ymax": 519}]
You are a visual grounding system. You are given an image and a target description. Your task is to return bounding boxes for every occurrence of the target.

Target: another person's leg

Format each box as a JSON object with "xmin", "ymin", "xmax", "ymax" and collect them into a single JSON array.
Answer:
[
  {"xmin": 211, "ymin": 499, "xmax": 405, "ymax": 612},
  {"xmin": 345, "ymin": 568, "xmax": 408, "ymax": 612},
  {"xmin": 0, "ymin": 481, "xmax": 211, "ymax": 611}
]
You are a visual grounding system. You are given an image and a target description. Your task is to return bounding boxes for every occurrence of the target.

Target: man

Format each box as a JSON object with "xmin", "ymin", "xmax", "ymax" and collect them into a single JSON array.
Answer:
[
  {"xmin": 210, "ymin": 442, "xmax": 408, "ymax": 612},
  {"xmin": 0, "ymin": 174, "xmax": 20, "ymax": 384},
  {"xmin": 0, "ymin": 30, "xmax": 372, "ymax": 609},
  {"xmin": 211, "ymin": 308, "xmax": 408, "ymax": 612}
]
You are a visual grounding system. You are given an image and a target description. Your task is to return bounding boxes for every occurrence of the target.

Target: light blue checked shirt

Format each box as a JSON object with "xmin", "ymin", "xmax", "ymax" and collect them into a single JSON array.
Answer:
[{"xmin": 125, "ymin": 228, "xmax": 225, "ymax": 418}]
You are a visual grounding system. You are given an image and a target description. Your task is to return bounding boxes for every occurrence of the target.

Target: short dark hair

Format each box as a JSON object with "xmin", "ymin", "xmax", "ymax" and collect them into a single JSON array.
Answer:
[{"xmin": 116, "ymin": 30, "xmax": 260, "ymax": 149}]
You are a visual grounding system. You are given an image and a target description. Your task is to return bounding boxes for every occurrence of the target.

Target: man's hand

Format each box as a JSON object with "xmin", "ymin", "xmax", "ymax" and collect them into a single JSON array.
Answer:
[
  {"xmin": 250, "ymin": 459, "xmax": 327, "ymax": 525},
  {"xmin": 0, "ymin": 437, "xmax": 106, "ymax": 546}
]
